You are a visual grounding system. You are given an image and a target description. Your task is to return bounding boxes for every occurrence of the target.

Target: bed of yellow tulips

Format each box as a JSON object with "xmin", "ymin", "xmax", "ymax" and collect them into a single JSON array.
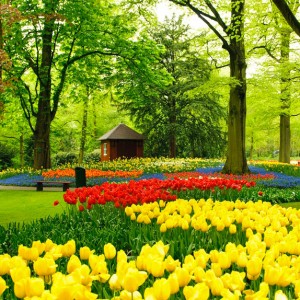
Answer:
[{"xmin": 1, "ymin": 197, "xmax": 300, "ymax": 299}]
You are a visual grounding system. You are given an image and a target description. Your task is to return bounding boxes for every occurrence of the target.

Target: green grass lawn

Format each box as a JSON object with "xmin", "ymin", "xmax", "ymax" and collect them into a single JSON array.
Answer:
[{"xmin": 0, "ymin": 190, "xmax": 67, "ymax": 227}]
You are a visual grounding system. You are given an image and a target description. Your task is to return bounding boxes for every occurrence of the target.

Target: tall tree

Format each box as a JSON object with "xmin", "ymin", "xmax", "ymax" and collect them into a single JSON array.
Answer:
[
  {"xmin": 272, "ymin": 0, "xmax": 300, "ymax": 36},
  {"xmin": 117, "ymin": 15, "xmax": 226, "ymax": 158},
  {"xmin": 246, "ymin": 0, "xmax": 300, "ymax": 163},
  {"xmin": 5, "ymin": 0, "xmax": 164, "ymax": 169},
  {"xmin": 158, "ymin": 0, "xmax": 249, "ymax": 173}
]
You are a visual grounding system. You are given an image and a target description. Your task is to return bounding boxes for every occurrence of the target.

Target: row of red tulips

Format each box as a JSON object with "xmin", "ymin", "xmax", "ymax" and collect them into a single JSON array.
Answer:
[{"xmin": 63, "ymin": 177, "xmax": 256, "ymax": 210}]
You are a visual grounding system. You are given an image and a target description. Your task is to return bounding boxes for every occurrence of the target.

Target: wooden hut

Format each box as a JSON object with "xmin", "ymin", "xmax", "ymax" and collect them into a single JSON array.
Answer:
[{"xmin": 98, "ymin": 123, "xmax": 145, "ymax": 161}]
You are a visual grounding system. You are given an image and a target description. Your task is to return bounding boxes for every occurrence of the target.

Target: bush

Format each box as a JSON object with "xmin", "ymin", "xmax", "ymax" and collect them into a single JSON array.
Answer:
[
  {"xmin": 52, "ymin": 151, "xmax": 77, "ymax": 166},
  {"xmin": 0, "ymin": 142, "xmax": 17, "ymax": 170},
  {"xmin": 84, "ymin": 149, "xmax": 101, "ymax": 164}
]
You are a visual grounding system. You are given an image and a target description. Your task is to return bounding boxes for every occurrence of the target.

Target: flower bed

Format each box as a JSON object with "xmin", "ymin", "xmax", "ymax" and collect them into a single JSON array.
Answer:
[
  {"xmin": 1, "ymin": 158, "xmax": 300, "ymax": 299},
  {"xmin": 1, "ymin": 198, "xmax": 300, "ymax": 299}
]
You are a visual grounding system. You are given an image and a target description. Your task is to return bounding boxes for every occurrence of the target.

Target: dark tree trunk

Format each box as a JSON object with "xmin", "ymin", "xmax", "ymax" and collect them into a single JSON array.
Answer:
[
  {"xmin": 222, "ymin": 0, "xmax": 249, "ymax": 174},
  {"xmin": 20, "ymin": 133, "xmax": 24, "ymax": 168},
  {"xmin": 279, "ymin": 115, "xmax": 290, "ymax": 162},
  {"xmin": 33, "ymin": 18, "xmax": 54, "ymax": 169},
  {"xmin": 279, "ymin": 29, "xmax": 291, "ymax": 163}
]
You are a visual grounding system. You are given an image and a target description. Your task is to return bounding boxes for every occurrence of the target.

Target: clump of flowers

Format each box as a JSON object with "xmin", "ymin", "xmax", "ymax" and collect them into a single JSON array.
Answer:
[
  {"xmin": 3, "ymin": 194, "xmax": 300, "ymax": 300},
  {"xmin": 63, "ymin": 177, "xmax": 255, "ymax": 210},
  {"xmin": 42, "ymin": 169, "xmax": 143, "ymax": 179}
]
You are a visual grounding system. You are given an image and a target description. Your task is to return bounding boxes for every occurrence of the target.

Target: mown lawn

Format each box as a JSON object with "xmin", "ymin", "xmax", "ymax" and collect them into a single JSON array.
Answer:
[{"xmin": 0, "ymin": 190, "xmax": 67, "ymax": 226}]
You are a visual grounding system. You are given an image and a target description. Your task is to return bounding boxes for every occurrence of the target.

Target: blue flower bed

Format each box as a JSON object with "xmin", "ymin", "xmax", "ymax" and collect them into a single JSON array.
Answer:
[
  {"xmin": 194, "ymin": 165, "xmax": 300, "ymax": 189},
  {"xmin": 0, "ymin": 174, "xmax": 43, "ymax": 186},
  {"xmin": 0, "ymin": 166, "xmax": 299, "ymax": 189}
]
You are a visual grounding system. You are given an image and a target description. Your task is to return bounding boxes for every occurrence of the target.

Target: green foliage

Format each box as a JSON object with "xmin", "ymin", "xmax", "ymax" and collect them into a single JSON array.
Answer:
[
  {"xmin": 52, "ymin": 152, "xmax": 78, "ymax": 166},
  {"xmin": 117, "ymin": 15, "xmax": 226, "ymax": 158},
  {"xmin": 0, "ymin": 142, "xmax": 17, "ymax": 170}
]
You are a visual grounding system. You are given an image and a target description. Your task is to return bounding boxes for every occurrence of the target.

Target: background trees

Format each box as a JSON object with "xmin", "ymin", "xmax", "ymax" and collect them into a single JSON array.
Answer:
[
  {"xmin": 117, "ymin": 15, "xmax": 226, "ymax": 158},
  {"xmin": 3, "ymin": 0, "xmax": 165, "ymax": 169},
  {"xmin": 0, "ymin": 0, "xmax": 300, "ymax": 172}
]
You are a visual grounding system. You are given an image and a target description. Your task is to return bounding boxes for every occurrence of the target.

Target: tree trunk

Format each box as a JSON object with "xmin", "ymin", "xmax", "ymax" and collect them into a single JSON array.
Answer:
[
  {"xmin": 279, "ymin": 29, "xmax": 291, "ymax": 163},
  {"xmin": 222, "ymin": 0, "xmax": 249, "ymax": 174},
  {"xmin": 78, "ymin": 87, "xmax": 89, "ymax": 164},
  {"xmin": 20, "ymin": 133, "xmax": 24, "ymax": 168},
  {"xmin": 279, "ymin": 114, "xmax": 290, "ymax": 162},
  {"xmin": 33, "ymin": 18, "xmax": 54, "ymax": 169}
]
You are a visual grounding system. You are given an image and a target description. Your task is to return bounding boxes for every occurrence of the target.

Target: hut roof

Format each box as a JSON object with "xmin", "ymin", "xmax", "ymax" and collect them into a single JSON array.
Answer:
[{"xmin": 98, "ymin": 123, "xmax": 145, "ymax": 140}]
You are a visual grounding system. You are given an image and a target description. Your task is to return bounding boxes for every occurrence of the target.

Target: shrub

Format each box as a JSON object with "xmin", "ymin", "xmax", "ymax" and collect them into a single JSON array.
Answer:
[
  {"xmin": 84, "ymin": 149, "xmax": 101, "ymax": 164},
  {"xmin": 52, "ymin": 151, "xmax": 77, "ymax": 166},
  {"xmin": 0, "ymin": 142, "xmax": 17, "ymax": 170}
]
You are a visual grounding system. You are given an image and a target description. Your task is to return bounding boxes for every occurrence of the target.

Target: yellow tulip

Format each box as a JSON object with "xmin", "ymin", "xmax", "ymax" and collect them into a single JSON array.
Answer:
[
  {"xmin": 246, "ymin": 256, "xmax": 262, "ymax": 280},
  {"xmin": 104, "ymin": 243, "xmax": 117, "ymax": 260},
  {"xmin": 25, "ymin": 277, "xmax": 45, "ymax": 297},
  {"xmin": 79, "ymin": 246, "xmax": 94, "ymax": 260},
  {"xmin": 67, "ymin": 255, "xmax": 82, "ymax": 273},
  {"xmin": 210, "ymin": 250, "xmax": 219, "ymax": 263},
  {"xmin": 125, "ymin": 206, "xmax": 134, "ymax": 216},
  {"xmin": 294, "ymin": 279, "xmax": 300, "ymax": 298},
  {"xmin": 210, "ymin": 277, "xmax": 224, "ymax": 296},
  {"xmin": 229, "ymin": 224, "xmax": 237, "ymax": 234},
  {"xmin": 244, "ymin": 282, "xmax": 269, "ymax": 300},
  {"xmin": 15, "ymin": 277, "xmax": 44, "ymax": 298},
  {"xmin": 33, "ymin": 257, "xmax": 57, "ymax": 276},
  {"xmin": 194, "ymin": 249, "xmax": 210, "ymax": 268},
  {"xmin": 32, "ymin": 240, "xmax": 46, "ymax": 256},
  {"xmin": 117, "ymin": 249, "xmax": 128, "ymax": 263},
  {"xmin": 220, "ymin": 288, "xmax": 241, "ymax": 300},
  {"xmin": 14, "ymin": 278, "xmax": 27, "ymax": 299},
  {"xmin": 10, "ymin": 266, "xmax": 31, "ymax": 283},
  {"xmin": 211, "ymin": 263, "xmax": 223, "ymax": 277},
  {"xmin": 183, "ymin": 283, "xmax": 209, "ymax": 300},
  {"xmin": 167, "ymin": 273, "xmax": 180, "ymax": 294},
  {"xmin": 225, "ymin": 243, "xmax": 239, "ymax": 263},
  {"xmin": 236, "ymin": 251, "xmax": 248, "ymax": 268},
  {"xmin": 122, "ymin": 268, "xmax": 148, "ymax": 293},
  {"xmin": 0, "ymin": 254, "xmax": 11, "ymax": 275},
  {"xmin": 144, "ymin": 287, "xmax": 156, "ymax": 300},
  {"xmin": 73, "ymin": 265, "xmax": 94, "ymax": 286},
  {"xmin": 160, "ymin": 223, "xmax": 167, "ymax": 233},
  {"xmin": 221, "ymin": 271, "xmax": 245, "ymax": 292},
  {"xmin": 218, "ymin": 252, "xmax": 231, "ymax": 269},
  {"xmin": 152, "ymin": 278, "xmax": 171, "ymax": 300},
  {"xmin": 174, "ymin": 267, "xmax": 191, "ymax": 288},
  {"xmin": 164, "ymin": 255, "xmax": 180, "ymax": 272},
  {"xmin": 149, "ymin": 259, "xmax": 165, "ymax": 277},
  {"xmin": 44, "ymin": 239, "xmax": 56, "ymax": 252},
  {"xmin": 18, "ymin": 245, "xmax": 39, "ymax": 261},
  {"xmin": 181, "ymin": 219, "xmax": 189, "ymax": 230},
  {"xmin": 264, "ymin": 265, "xmax": 280, "ymax": 285},
  {"xmin": 61, "ymin": 240, "xmax": 76, "ymax": 257},
  {"xmin": 120, "ymin": 290, "xmax": 143, "ymax": 300},
  {"xmin": 0, "ymin": 276, "xmax": 8, "ymax": 295},
  {"xmin": 109, "ymin": 274, "xmax": 122, "ymax": 291}
]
